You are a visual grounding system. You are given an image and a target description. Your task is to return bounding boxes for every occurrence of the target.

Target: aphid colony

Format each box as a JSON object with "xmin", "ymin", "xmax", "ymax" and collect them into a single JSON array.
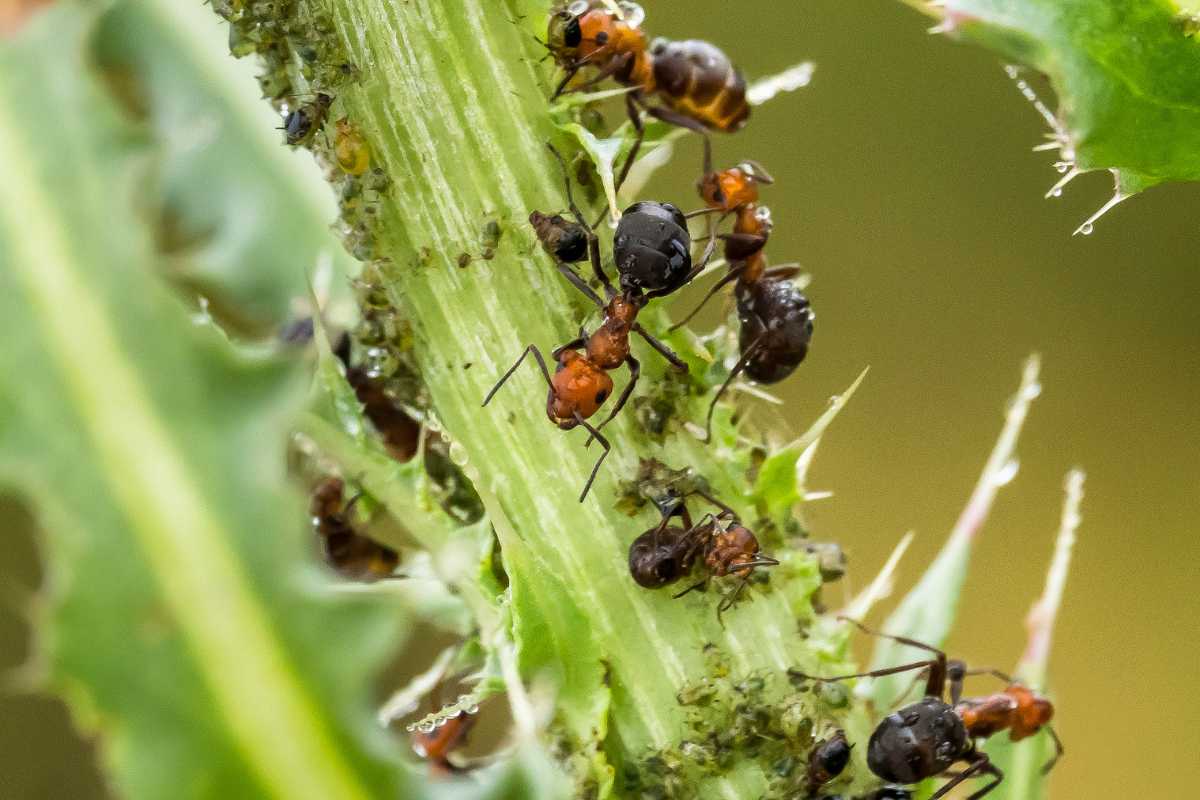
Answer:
[{"xmin": 282, "ymin": 1, "xmax": 1062, "ymax": 794}]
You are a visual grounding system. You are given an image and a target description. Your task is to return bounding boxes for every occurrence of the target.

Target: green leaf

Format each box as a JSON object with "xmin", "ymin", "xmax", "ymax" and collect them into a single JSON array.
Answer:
[
  {"xmin": 0, "ymin": 7, "xmax": 411, "ymax": 798},
  {"xmin": 750, "ymin": 367, "xmax": 867, "ymax": 523},
  {"xmin": 986, "ymin": 469, "xmax": 1084, "ymax": 800},
  {"xmin": 868, "ymin": 357, "xmax": 1041, "ymax": 709},
  {"xmin": 909, "ymin": 0, "xmax": 1200, "ymax": 231},
  {"xmin": 92, "ymin": 0, "xmax": 354, "ymax": 333}
]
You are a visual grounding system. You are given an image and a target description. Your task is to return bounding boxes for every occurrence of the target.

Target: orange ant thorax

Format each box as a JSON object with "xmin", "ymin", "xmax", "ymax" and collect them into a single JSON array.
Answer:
[
  {"xmin": 704, "ymin": 521, "xmax": 761, "ymax": 576},
  {"xmin": 956, "ymin": 684, "xmax": 1054, "ymax": 742},
  {"xmin": 584, "ymin": 293, "xmax": 637, "ymax": 368}
]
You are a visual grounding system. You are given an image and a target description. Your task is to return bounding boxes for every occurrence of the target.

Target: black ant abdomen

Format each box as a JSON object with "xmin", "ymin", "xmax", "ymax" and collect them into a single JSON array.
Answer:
[
  {"xmin": 613, "ymin": 201, "xmax": 693, "ymax": 295},
  {"xmin": 628, "ymin": 524, "xmax": 694, "ymax": 588},
  {"xmin": 806, "ymin": 729, "xmax": 852, "ymax": 794},
  {"xmin": 867, "ymin": 698, "xmax": 968, "ymax": 785},
  {"xmin": 736, "ymin": 278, "xmax": 814, "ymax": 384}
]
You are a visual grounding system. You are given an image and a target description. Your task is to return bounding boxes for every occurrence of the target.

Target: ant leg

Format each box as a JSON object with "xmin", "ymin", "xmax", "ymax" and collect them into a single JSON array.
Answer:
[
  {"xmin": 573, "ymin": 412, "xmax": 611, "ymax": 502},
  {"xmin": 837, "ymin": 617, "xmax": 953, "ymax": 699},
  {"xmin": 645, "ymin": 104, "xmax": 713, "ymax": 175},
  {"xmin": 612, "ymin": 91, "xmax": 646, "ymax": 198},
  {"xmin": 762, "ymin": 264, "xmax": 803, "ymax": 281},
  {"xmin": 632, "ymin": 323, "xmax": 688, "ymax": 372},
  {"xmin": 672, "ymin": 577, "xmax": 708, "ymax": 600},
  {"xmin": 963, "ymin": 667, "xmax": 1018, "ymax": 684},
  {"xmin": 835, "ymin": 617, "xmax": 948, "ymax": 659},
  {"xmin": 691, "ymin": 489, "xmax": 737, "ymax": 518},
  {"xmin": 1040, "ymin": 725, "xmax": 1065, "ymax": 775},
  {"xmin": 667, "ymin": 264, "xmax": 745, "ymax": 332},
  {"xmin": 929, "ymin": 754, "xmax": 1002, "ymax": 800},
  {"xmin": 483, "ymin": 344, "xmax": 550, "ymax": 406},
  {"xmin": 551, "ymin": 63, "xmax": 583, "ymax": 99},
  {"xmin": 588, "ymin": 355, "xmax": 639, "ymax": 442},
  {"xmin": 546, "ymin": 143, "xmax": 616, "ymax": 295},
  {"xmin": 787, "ymin": 659, "xmax": 940, "ymax": 685},
  {"xmin": 702, "ymin": 333, "xmax": 763, "ymax": 442},
  {"xmin": 550, "ymin": 336, "xmax": 587, "ymax": 361},
  {"xmin": 556, "ymin": 263, "xmax": 606, "ymax": 308}
]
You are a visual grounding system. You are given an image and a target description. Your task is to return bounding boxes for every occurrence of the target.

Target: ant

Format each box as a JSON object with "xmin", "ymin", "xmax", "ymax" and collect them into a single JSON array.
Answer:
[
  {"xmin": 671, "ymin": 161, "xmax": 813, "ymax": 441},
  {"xmin": 806, "ymin": 729, "xmax": 852, "ymax": 796},
  {"xmin": 334, "ymin": 334, "xmax": 420, "ymax": 462},
  {"xmin": 792, "ymin": 619, "xmax": 1063, "ymax": 800},
  {"xmin": 627, "ymin": 485, "xmax": 778, "ymax": 618},
  {"xmin": 412, "ymin": 710, "xmax": 476, "ymax": 776},
  {"xmin": 545, "ymin": 1, "xmax": 750, "ymax": 191},
  {"xmin": 484, "ymin": 145, "xmax": 711, "ymax": 501},
  {"xmin": 309, "ymin": 477, "xmax": 399, "ymax": 581},
  {"xmin": 282, "ymin": 92, "xmax": 332, "ymax": 146}
]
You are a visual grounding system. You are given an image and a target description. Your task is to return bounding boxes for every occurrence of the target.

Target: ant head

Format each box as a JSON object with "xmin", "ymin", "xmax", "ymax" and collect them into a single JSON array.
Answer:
[
  {"xmin": 547, "ymin": 2, "xmax": 589, "ymax": 53},
  {"xmin": 866, "ymin": 697, "xmax": 967, "ymax": 784},
  {"xmin": 697, "ymin": 166, "xmax": 763, "ymax": 212}
]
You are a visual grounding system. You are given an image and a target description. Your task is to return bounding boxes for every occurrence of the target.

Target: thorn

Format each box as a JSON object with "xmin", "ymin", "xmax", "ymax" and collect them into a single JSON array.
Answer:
[
  {"xmin": 1044, "ymin": 166, "xmax": 1080, "ymax": 199},
  {"xmin": 928, "ymin": 19, "xmax": 955, "ymax": 34},
  {"xmin": 1032, "ymin": 141, "xmax": 1061, "ymax": 152},
  {"xmin": 1073, "ymin": 187, "xmax": 1128, "ymax": 236}
]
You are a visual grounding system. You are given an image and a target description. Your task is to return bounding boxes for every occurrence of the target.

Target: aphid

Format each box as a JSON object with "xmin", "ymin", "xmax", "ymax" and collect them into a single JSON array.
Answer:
[
  {"xmin": 333, "ymin": 117, "xmax": 370, "ymax": 174},
  {"xmin": 282, "ymin": 92, "xmax": 332, "ymax": 146},
  {"xmin": 793, "ymin": 619, "xmax": 1064, "ymax": 800},
  {"xmin": 529, "ymin": 210, "xmax": 588, "ymax": 263},
  {"xmin": 334, "ymin": 334, "xmax": 420, "ymax": 462},
  {"xmin": 806, "ymin": 729, "xmax": 852, "ymax": 795},
  {"xmin": 309, "ymin": 477, "xmax": 399, "ymax": 581},
  {"xmin": 412, "ymin": 711, "xmax": 476, "ymax": 776},
  {"xmin": 672, "ymin": 162, "xmax": 813, "ymax": 441},
  {"xmin": 546, "ymin": 1, "xmax": 750, "ymax": 188},
  {"xmin": 628, "ymin": 487, "xmax": 778, "ymax": 617},
  {"xmin": 485, "ymin": 145, "xmax": 696, "ymax": 502}
]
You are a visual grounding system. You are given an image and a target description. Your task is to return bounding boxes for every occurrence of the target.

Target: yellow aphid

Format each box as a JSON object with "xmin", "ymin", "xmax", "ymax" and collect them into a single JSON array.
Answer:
[{"xmin": 334, "ymin": 117, "xmax": 370, "ymax": 175}]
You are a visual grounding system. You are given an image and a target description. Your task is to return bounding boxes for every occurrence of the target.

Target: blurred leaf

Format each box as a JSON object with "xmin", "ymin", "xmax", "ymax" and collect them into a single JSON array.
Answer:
[
  {"xmin": 558, "ymin": 122, "xmax": 623, "ymax": 224},
  {"xmin": 987, "ymin": 469, "xmax": 1084, "ymax": 800},
  {"xmin": 908, "ymin": 0, "xmax": 1200, "ymax": 230},
  {"xmin": 0, "ymin": 7, "xmax": 411, "ymax": 798},
  {"xmin": 503, "ymin": 532, "xmax": 614, "ymax": 798},
  {"xmin": 92, "ymin": 0, "xmax": 354, "ymax": 334},
  {"xmin": 868, "ymin": 357, "xmax": 1041, "ymax": 709}
]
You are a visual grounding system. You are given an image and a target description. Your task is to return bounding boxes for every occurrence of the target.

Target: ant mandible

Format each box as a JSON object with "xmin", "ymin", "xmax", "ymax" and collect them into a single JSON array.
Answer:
[
  {"xmin": 792, "ymin": 618, "xmax": 1063, "ymax": 800},
  {"xmin": 672, "ymin": 161, "xmax": 814, "ymax": 441},
  {"xmin": 484, "ymin": 144, "xmax": 711, "ymax": 502},
  {"xmin": 627, "ymin": 485, "xmax": 778, "ymax": 618},
  {"xmin": 545, "ymin": 1, "xmax": 750, "ymax": 191},
  {"xmin": 310, "ymin": 477, "xmax": 400, "ymax": 581}
]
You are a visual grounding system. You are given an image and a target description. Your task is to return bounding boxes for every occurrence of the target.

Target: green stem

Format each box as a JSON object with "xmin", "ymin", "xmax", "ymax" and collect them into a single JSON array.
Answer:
[{"xmin": 243, "ymin": 0, "xmax": 870, "ymax": 795}]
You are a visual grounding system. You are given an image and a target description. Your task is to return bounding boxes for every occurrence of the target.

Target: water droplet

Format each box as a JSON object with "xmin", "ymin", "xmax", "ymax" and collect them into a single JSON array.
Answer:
[
  {"xmin": 993, "ymin": 458, "xmax": 1020, "ymax": 487},
  {"xmin": 1079, "ymin": 222, "xmax": 1094, "ymax": 235},
  {"xmin": 1055, "ymin": 162, "xmax": 1071, "ymax": 174},
  {"xmin": 465, "ymin": 704, "xmax": 480, "ymax": 715},
  {"xmin": 418, "ymin": 722, "xmax": 435, "ymax": 734},
  {"xmin": 1024, "ymin": 382, "xmax": 1043, "ymax": 401},
  {"xmin": 1051, "ymin": 188, "xmax": 1063, "ymax": 198}
]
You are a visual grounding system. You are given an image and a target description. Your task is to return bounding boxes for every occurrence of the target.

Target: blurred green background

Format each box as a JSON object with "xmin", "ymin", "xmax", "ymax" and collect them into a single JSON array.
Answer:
[{"xmin": 3, "ymin": 0, "xmax": 1198, "ymax": 797}]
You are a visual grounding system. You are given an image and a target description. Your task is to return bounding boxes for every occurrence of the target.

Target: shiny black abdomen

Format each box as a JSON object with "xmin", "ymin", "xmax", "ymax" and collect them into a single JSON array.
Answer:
[
  {"xmin": 736, "ymin": 279, "xmax": 813, "ymax": 384},
  {"xmin": 614, "ymin": 201, "xmax": 692, "ymax": 294},
  {"xmin": 866, "ymin": 698, "xmax": 969, "ymax": 784}
]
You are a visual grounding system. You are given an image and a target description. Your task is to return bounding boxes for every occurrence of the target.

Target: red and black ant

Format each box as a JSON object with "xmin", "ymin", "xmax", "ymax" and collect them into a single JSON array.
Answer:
[
  {"xmin": 671, "ymin": 161, "xmax": 814, "ymax": 441},
  {"xmin": 483, "ymin": 145, "xmax": 713, "ymax": 501},
  {"xmin": 334, "ymin": 333, "xmax": 420, "ymax": 462},
  {"xmin": 806, "ymin": 729, "xmax": 852, "ymax": 796},
  {"xmin": 545, "ymin": 1, "xmax": 750, "ymax": 190},
  {"xmin": 793, "ymin": 619, "xmax": 1063, "ymax": 800},
  {"xmin": 627, "ymin": 485, "xmax": 778, "ymax": 617},
  {"xmin": 412, "ymin": 710, "xmax": 476, "ymax": 777},
  {"xmin": 309, "ymin": 477, "xmax": 399, "ymax": 581}
]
